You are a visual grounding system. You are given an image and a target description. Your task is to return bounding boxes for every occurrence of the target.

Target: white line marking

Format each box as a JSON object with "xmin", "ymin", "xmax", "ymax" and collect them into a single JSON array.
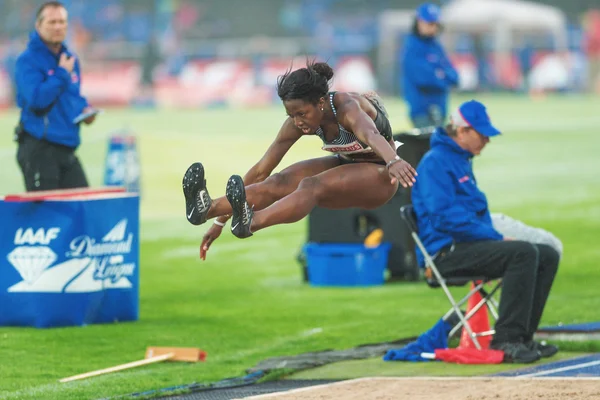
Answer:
[{"xmin": 515, "ymin": 359, "xmax": 600, "ymax": 378}]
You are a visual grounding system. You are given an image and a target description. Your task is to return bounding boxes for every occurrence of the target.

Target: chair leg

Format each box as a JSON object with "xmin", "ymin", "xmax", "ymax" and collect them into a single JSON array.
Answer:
[
  {"xmin": 454, "ymin": 285, "xmax": 483, "ymax": 310},
  {"xmin": 487, "ymin": 302, "xmax": 499, "ymax": 321},
  {"xmin": 479, "ymin": 283, "xmax": 502, "ymax": 321},
  {"xmin": 448, "ymin": 282, "xmax": 486, "ymax": 336},
  {"xmin": 449, "ymin": 282, "xmax": 502, "ymax": 344},
  {"xmin": 414, "ymin": 235, "xmax": 483, "ymax": 350},
  {"xmin": 446, "ymin": 308, "xmax": 482, "ymax": 350}
]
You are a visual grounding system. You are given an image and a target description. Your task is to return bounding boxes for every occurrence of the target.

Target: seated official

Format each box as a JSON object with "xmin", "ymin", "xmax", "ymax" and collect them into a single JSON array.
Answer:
[{"xmin": 411, "ymin": 100, "xmax": 560, "ymax": 364}]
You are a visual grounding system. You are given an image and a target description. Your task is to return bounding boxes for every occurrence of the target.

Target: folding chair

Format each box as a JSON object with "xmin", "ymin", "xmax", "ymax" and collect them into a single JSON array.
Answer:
[{"xmin": 399, "ymin": 204, "xmax": 503, "ymax": 350}]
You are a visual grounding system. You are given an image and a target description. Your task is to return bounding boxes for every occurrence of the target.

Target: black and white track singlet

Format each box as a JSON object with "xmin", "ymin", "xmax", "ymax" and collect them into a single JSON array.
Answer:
[{"xmin": 314, "ymin": 92, "xmax": 393, "ymax": 163}]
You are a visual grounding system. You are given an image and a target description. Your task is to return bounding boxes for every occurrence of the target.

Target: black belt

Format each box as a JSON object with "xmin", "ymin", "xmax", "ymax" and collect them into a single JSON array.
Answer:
[{"xmin": 19, "ymin": 131, "xmax": 75, "ymax": 151}]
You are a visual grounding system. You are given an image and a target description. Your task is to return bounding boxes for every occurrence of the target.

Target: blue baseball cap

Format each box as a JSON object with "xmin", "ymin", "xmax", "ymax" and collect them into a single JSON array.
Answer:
[
  {"xmin": 416, "ymin": 3, "xmax": 441, "ymax": 24},
  {"xmin": 450, "ymin": 100, "xmax": 501, "ymax": 137}
]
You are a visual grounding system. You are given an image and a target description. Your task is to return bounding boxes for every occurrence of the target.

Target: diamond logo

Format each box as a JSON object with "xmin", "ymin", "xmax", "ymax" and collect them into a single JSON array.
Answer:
[{"xmin": 7, "ymin": 246, "xmax": 57, "ymax": 284}]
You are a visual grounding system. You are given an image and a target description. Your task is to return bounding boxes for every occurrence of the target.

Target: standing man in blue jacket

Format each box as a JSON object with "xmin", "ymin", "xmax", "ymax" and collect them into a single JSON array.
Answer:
[
  {"xmin": 402, "ymin": 3, "xmax": 458, "ymax": 128},
  {"xmin": 15, "ymin": 1, "xmax": 99, "ymax": 192},
  {"xmin": 411, "ymin": 100, "xmax": 560, "ymax": 364}
]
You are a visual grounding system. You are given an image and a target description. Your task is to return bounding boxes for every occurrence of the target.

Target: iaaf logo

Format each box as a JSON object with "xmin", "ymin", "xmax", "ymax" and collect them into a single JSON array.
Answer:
[
  {"xmin": 14, "ymin": 227, "xmax": 60, "ymax": 245},
  {"xmin": 6, "ymin": 219, "xmax": 136, "ymax": 293}
]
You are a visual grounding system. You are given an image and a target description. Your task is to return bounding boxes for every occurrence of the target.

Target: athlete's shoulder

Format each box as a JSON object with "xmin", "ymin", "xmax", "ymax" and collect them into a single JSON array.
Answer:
[
  {"xmin": 331, "ymin": 91, "xmax": 362, "ymax": 110},
  {"xmin": 335, "ymin": 91, "xmax": 380, "ymax": 118},
  {"xmin": 332, "ymin": 91, "xmax": 361, "ymax": 100}
]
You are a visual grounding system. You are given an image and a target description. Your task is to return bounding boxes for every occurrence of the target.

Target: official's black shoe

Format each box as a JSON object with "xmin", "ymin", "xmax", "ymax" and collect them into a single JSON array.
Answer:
[
  {"xmin": 225, "ymin": 175, "xmax": 253, "ymax": 238},
  {"xmin": 526, "ymin": 340, "xmax": 559, "ymax": 358},
  {"xmin": 490, "ymin": 341, "xmax": 541, "ymax": 364},
  {"xmin": 182, "ymin": 162, "xmax": 212, "ymax": 225}
]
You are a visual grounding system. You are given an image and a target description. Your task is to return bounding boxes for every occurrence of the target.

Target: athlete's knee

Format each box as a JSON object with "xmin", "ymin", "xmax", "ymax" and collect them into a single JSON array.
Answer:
[
  {"xmin": 262, "ymin": 172, "xmax": 295, "ymax": 197},
  {"xmin": 264, "ymin": 172, "xmax": 288, "ymax": 187},
  {"xmin": 298, "ymin": 176, "xmax": 321, "ymax": 194},
  {"xmin": 298, "ymin": 176, "xmax": 330, "ymax": 205}
]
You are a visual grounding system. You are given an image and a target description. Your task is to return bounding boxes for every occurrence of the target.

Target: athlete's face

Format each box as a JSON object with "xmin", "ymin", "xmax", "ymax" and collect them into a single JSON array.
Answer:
[{"xmin": 283, "ymin": 98, "xmax": 326, "ymax": 134}]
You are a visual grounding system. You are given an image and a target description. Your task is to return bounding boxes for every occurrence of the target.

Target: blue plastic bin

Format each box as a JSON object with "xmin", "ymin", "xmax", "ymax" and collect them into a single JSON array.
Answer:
[{"xmin": 303, "ymin": 242, "xmax": 391, "ymax": 287}]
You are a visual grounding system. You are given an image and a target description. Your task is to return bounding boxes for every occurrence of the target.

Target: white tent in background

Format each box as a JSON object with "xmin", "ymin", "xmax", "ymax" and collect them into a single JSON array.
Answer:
[{"xmin": 440, "ymin": 0, "xmax": 569, "ymax": 52}]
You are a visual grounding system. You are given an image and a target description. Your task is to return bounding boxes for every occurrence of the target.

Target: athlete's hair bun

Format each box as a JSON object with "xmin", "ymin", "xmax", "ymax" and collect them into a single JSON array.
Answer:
[
  {"xmin": 276, "ymin": 60, "xmax": 333, "ymax": 104},
  {"xmin": 310, "ymin": 62, "xmax": 334, "ymax": 81}
]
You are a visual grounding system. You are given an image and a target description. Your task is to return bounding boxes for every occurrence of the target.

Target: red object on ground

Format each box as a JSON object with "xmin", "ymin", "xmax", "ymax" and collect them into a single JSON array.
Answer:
[{"xmin": 434, "ymin": 348, "xmax": 504, "ymax": 364}]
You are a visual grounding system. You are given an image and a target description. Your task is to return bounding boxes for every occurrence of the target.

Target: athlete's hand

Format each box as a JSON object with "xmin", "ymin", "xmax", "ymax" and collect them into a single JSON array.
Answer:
[
  {"xmin": 387, "ymin": 159, "xmax": 417, "ymax": 188},
  {"xmin": 200, "ymin": 223, "xmax": 223, "ymax": 261}
]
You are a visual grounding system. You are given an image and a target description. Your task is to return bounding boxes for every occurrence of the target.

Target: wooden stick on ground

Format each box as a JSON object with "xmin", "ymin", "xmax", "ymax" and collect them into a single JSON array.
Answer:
[{"xmin": 59, "ymin": 353, "xmax": 175, "ymax": 383}]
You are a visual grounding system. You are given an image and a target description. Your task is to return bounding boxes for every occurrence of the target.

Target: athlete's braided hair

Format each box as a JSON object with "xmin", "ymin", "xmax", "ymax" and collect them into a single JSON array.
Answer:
[{"xmin": 277, "ymin": 61, "xmax": 334, "ymax": 105}]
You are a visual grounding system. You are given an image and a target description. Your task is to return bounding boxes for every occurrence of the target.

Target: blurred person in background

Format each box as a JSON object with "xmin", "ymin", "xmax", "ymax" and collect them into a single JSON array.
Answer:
[
  {"xmin": 583, "ymin": 9, "xmax": 600, "ymax": 93},
  {"xmin": 3, "ymin": 39, "xmax": 20, "ymax": 105},
  {"xmin": 14, "ymin": 1, "xmax": 99, "ymax": 192},
  {"xmin": 402, "ymin": 2, "xmax": 458, "ymax": 128},
  {"xmin": 135, "ymin": 36, "xmax": 161, "ymax": 107},
  {"xmin": 183, "ymin": 61, "xmax": 418, "ymax": 259}
]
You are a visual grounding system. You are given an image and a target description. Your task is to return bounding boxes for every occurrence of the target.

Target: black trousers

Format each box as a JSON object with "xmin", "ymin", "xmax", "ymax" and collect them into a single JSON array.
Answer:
[
  {"xmin": 16, "ymin": 134, "xmax": 88, "ymax": 192},
  {"xmin": 435, "ymin": 240, "xmax": 560, "ymax": 344}
]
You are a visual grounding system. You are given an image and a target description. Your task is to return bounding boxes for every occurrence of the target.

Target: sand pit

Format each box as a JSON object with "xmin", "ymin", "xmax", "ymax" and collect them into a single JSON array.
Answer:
[{"xmin": 240, "ymin": 377, "xmax": 600, "ymax": 400}]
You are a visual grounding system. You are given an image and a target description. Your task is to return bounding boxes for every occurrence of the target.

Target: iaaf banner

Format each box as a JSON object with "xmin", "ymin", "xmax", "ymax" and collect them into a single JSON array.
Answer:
[{"xmin": 0, "ymin": 192, "xmax": 139, "ymax": 328}]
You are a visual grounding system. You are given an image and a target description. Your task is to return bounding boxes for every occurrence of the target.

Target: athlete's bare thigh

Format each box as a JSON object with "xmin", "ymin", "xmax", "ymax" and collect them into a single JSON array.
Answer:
[
  {"xmin": 266, "ymin": 155, "xmax": 340, "ymax": 192},
  {"xmin": 307, "ymin": 162, "xmax": 398, "ymax": 210}
]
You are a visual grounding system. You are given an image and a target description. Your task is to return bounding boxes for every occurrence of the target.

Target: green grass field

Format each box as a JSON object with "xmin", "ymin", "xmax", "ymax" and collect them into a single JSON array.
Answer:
[{"xmin": 0, "ymin": 94, "xmax": 599, "ymax": 399}]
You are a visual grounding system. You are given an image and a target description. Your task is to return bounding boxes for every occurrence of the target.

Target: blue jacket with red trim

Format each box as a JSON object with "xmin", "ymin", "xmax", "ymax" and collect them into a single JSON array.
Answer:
[
  {"xmin": 411, "ymin": 128, "xmax": 503, "ymax": 267},
  {"xmin": 15, "ymin": 31, "xmax": 88, "ymax": 148}
]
